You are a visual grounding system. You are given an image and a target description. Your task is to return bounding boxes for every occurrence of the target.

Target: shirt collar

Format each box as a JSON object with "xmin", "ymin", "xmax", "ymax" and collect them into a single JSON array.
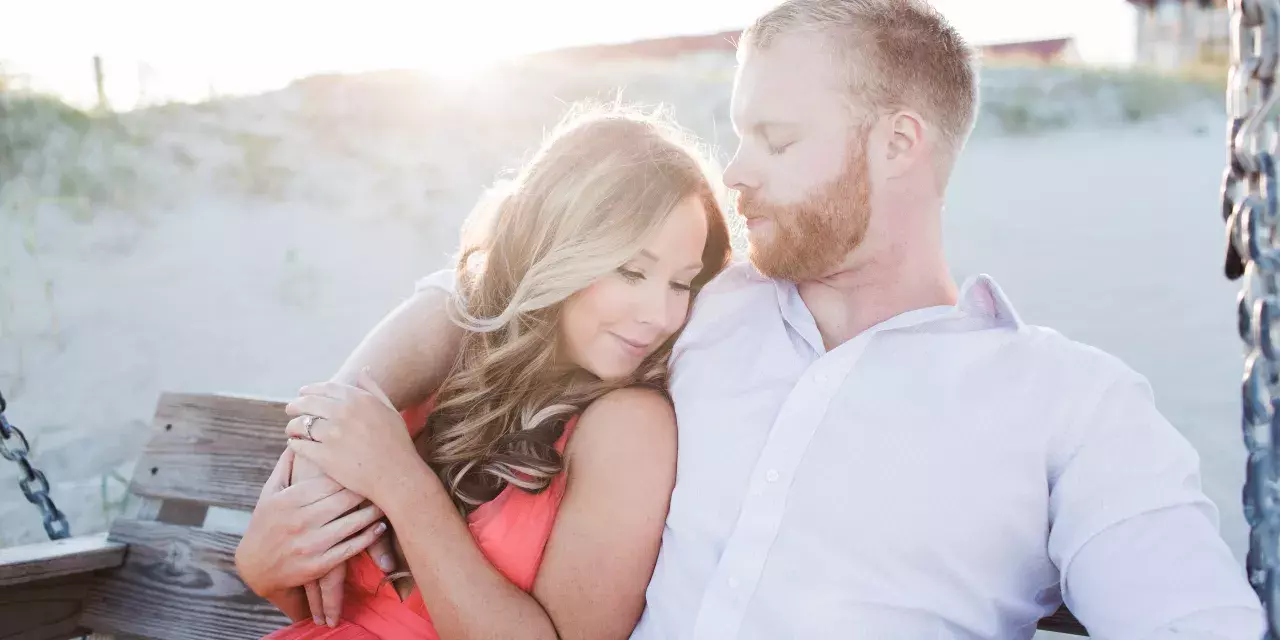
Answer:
[
  {"xmin": 955, "ymin": 273, "xmax": 1024, "ymax": 330},
  {"xmin": 763, "ymin": 268, "xmax": 1025, "ymax": 352}
]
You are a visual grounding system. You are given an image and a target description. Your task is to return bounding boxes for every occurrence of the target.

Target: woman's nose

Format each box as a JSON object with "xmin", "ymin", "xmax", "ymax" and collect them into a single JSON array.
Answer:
[{"xmin": 634, "ymin": 282, "xmax": 670, "ymax": 327}]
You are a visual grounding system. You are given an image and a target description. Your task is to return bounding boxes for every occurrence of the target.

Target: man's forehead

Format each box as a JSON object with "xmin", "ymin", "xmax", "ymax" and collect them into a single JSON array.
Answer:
[{"xmin": 732, "ymin": 36, "xmax": 848, "ymax": 128}]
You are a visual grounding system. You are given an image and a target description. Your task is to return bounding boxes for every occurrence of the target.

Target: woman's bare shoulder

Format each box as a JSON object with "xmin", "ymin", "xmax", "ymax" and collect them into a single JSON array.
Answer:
[{"xmin": 565, "ymin": 387, "xmax": 676, "ymax": 481}]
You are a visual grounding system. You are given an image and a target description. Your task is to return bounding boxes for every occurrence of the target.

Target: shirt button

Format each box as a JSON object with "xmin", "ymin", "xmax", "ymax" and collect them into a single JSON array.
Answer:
[{"xmin": 766, "ymin": 469, "xmax": 780, "ymax": 482}]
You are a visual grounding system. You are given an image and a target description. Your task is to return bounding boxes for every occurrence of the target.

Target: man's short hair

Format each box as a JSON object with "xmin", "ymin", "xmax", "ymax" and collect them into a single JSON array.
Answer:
[{"xmin": 741, "ymin": 0, "xmax": 979, "ymax": 178}]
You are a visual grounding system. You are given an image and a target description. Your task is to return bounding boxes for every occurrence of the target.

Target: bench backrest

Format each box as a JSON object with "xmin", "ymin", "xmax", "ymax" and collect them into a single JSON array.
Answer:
[{"xmin": 79, "ymin": 392, "xmax": 292, "ymax": 638}]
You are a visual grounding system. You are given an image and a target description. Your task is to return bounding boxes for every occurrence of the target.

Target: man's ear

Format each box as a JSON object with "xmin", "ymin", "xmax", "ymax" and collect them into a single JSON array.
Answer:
[{"xmin": 887, "ymin": 111, "xmax": 925, "ymax": 162}]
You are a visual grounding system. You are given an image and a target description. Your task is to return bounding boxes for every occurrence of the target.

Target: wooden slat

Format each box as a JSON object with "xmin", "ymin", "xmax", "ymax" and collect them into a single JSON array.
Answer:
[
  {"xmin": 1038, "ymin": 604, "xmax": 1088, "ymax": 635},
  {"xmin": 80, "ymin": 518, "xmax": 291, "ymax": 639},
  {"xmin": 156, "ymin": 500, "xmax": 209, "ymax": 527},
  {"xmin": 0, "ymin": 573, "xmax": 97, "ymax": 640},
  {"xmin": 129, "ymin": 392, "xmax": 289, "ymax": 512},
  {"xmin": 0, "ymin": 533, "xmax": 126, "ymax": 587}
]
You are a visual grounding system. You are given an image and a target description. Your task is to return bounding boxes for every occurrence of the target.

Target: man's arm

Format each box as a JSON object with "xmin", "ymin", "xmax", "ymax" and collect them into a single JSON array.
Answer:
[
  {"xmin": 329, "ymin": 272, "xmax": 465, "ymax": 410},
  {"xmin": 1048, "ymin": 369, "xmax": 1264, "ymax": 638}
]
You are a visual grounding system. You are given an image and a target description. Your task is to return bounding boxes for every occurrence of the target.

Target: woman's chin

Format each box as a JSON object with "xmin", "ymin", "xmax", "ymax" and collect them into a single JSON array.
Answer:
[{"xmin": 582, "ymin": 359, "xmax": 642, "ymax": 383}]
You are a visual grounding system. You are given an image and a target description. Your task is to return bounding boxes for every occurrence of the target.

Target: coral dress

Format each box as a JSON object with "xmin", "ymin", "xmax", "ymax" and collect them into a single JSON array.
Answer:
[{"xmin": 263, "ymin": 399, "xmax": 578, "ymax": 640}]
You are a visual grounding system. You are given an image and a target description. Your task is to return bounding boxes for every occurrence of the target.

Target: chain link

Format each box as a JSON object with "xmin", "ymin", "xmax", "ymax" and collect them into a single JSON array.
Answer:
[
  {"xmin": 0, "ymin": 390, "xmax": 71, "ymax": 540},
  {"xmin": 1226, "ymin": 1, "xmax": 1280, "ymax": 636}
]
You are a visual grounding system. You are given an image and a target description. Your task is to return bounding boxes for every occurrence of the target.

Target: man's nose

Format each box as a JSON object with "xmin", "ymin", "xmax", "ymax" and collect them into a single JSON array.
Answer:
[{"xmin": 723, "ymin": 147, "xmax": 757, "ymax": 193}]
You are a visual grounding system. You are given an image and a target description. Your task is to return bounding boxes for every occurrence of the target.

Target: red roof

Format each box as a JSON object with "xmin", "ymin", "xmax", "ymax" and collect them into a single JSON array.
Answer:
[
  {"xmin": 529, "ymin": 30, "xmax": 742, "ymax": 62},
  {"xmin": 980, "ymin": 37, "xmax": 1074, "ymax": 60},
  {"xmin": 1125, "ymin": 0, "xmax": 1222, "ymax": 7}
]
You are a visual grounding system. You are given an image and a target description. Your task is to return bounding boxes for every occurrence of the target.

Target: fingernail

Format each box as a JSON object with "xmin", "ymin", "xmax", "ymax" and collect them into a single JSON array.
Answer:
[
  {"xmin": 375, "ymin": 522, "xmax": 388, "ymax": 535},
  {"xmin": 327, "ymin": 616, "xmax": 337, "ymax": 628},
  {"xmin": 313, "ymin": 616, "xmax": 323, "ymax": 626},
  {"xmin": 377, "ymin": 554, "xmax": 395, "ymax": 571}
]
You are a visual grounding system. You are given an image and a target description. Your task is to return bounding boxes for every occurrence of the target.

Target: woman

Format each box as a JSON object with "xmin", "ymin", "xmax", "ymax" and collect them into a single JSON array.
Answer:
[{"xmin": 234, "ymin": 103, "xmax": 732, "ymax": 639}]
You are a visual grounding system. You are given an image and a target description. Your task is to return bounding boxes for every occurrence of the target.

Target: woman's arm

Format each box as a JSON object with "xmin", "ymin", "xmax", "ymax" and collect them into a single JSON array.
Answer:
[
  {"xmin": 377, "ymin": 387, "xmax": 678, "ymax": 640},
  {"xmin": 290, "ymin": 282, "xmax": 465, "ymax": 624}
]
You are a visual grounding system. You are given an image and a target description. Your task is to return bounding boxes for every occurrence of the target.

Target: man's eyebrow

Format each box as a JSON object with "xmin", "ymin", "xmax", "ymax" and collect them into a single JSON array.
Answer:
[{"xmin": 751, "ymin": 121, "xmax": 799, "ymax": 139}]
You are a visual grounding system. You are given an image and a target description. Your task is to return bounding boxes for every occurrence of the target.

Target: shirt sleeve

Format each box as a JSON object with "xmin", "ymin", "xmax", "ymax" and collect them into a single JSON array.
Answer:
[
  {"xmin": 1047, "ymin": 368, "xmax": 1264, "ymax": 638},
  {"xmin": 413, "ymin": 268, "xmax": 457, "ymax": 295}
]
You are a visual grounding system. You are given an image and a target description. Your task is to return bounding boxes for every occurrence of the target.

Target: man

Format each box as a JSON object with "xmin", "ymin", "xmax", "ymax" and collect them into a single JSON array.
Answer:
[{"xmin": 630, "ymin": 0, "xmax": 1264, "ymax": 638}]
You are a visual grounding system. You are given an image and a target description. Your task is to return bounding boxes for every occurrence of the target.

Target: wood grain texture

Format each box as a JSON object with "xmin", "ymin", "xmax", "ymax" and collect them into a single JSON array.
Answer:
[
  {"xmin": 0, "ymin": 573, "xmax": 96, "ymax": 640},
  {"xmin": 0, "ymin": 533, "xmax": 126, "ymax": 587},
  {"xmin": 79, "ymin": 518, "xmax": 291, "ymax": 639},
  {"xmin": 129, "ymin": 392, "xmax": 289, "ymax": 512}
]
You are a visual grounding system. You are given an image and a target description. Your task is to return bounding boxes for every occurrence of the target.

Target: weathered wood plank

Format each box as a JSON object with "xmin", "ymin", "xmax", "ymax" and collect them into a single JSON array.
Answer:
[
  {"xmin": 0, "ymin": 533, "xmax": 126, "ymax": 587},
  {"xmin": 129, "ymin": 392, "xmax": 289, "ymax": 512},
  {"xmin": 156, "ymin": 500, "xmax": 209, "ymax": 527},
  {"xmin": 0, "ymin": 573, "xmax": 96, "ymax": 640},
  {"xmin": 1038, "ymin": 604, "xmax": 1088, "ymax": 635},
  {"xmin": 80, "ymin": 518, "xmax": 291, "ymax": 639}
]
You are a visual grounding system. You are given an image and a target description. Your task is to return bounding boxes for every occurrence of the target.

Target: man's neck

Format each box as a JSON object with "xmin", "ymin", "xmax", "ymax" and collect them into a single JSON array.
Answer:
[{"xmin": 797, "ymin": 248, "xmax": 957, "ymax": 351}]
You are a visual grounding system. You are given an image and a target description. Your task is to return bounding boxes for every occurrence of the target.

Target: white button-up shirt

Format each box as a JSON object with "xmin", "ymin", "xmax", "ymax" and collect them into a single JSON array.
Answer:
[{"xmin": 631, "ymin": 262, "xmax": 1264, "ymax": 639}]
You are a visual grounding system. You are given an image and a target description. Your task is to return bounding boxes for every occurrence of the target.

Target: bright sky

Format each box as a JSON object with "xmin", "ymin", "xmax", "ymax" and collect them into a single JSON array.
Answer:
[{"xmin": 0, "ymin": 0, "xmax": 1138, "ymax": 109}]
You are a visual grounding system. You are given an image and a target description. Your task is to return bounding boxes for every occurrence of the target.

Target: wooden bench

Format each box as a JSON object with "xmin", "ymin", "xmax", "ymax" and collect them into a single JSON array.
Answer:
[{"xmin": 0, "ymin": 391, "xmax": 1088, "ymax": 638}]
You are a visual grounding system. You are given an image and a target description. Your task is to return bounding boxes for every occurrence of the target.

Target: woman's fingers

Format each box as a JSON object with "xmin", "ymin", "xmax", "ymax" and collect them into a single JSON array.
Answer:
[
  {"xmin": 304, "ymin": 580, "xmax": 325, "ymax": 627},
  {"xmin": 319, "ymin": 565, "xmax": 346, "ymax": 627},
  {"xmin": 318, "ymin": 503, "xmax": 385, "ymax": 548},
  {"xmin": 283, "ymin": 415, "xmax": 316, "ymax": 441},
  {"xmin": 259, "ymin": 448, "xmax": 295, "ymax": 501},
  {"xmin": 302, "ymin": 489, "xmax": 368, "ymax": 528},
  {"xmin": 367, "ymin": 531, "xmax": 398, "ymax": 573},
  {"xmin": 285, "ymin": 394, "xmax": 341, "ymax": 421},
  {"xmin": 320, "ymin": 519, "xmax": 389, "ymax": 568},
  {"xmin": 279, "ymin": 474, "xmax": 346, "ymax": 508},
  {"xmin": 286, "ymin": 437, "xmax": 328, "ymax": 471},
  {"xmin": 298, "ymin": 381, "xmax": 360, "ymax": 402}
]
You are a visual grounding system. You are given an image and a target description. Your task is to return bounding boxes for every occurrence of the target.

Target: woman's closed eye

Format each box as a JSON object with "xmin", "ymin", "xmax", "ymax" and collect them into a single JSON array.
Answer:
[
  {"xmin": 617, "ymin": 267, "xmax": 692, "ymax": 293},
  {"xmin": 617, "ymin": 267, "xmax": 645, "ymax": 283}
]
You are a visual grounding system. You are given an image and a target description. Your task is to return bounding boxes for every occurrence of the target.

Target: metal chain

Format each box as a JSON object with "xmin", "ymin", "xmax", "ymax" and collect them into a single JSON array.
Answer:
[
  {"xmin": 0, "ymin": 389, "xmax": 71, "ymax": 540},
  {"xmin": 1225, "ymin": 1, "xmax": 1280, "ymax": 636}
]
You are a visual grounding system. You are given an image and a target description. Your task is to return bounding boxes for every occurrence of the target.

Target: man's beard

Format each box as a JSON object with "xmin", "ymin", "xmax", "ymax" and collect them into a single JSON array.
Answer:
[{"xmin": 739, "ymin": 141, "xmax": 872, "ymax": 282}]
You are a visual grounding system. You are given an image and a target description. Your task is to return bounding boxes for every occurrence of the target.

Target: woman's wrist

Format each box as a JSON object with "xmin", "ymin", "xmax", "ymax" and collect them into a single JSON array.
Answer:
[
  {"xmin": 235, "ymin": 549, "xmax": 271, "ymax": 596},
  {"xmin": 262, "ymin": 586, "xmax": 311, "ymax": 623},
  {"xmin": 376, "ymin": 452, "xmax": 442, "ymax": 515}
]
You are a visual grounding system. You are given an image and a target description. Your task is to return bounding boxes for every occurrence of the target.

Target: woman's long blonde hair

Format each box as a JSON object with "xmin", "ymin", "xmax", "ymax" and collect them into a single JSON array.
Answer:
[{"xmin": 418, "ymin": 103, "xmax": 732, "ymax": 514}]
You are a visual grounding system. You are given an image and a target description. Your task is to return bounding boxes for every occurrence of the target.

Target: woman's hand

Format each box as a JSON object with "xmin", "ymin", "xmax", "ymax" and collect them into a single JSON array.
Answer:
[
  {"xmin": 290, "ymin": 453, "xmax": 400, "ymax": 628},
  {"xmin": 235, "ymin": 447, "xmax": 389, "ymax": 626},
  {"xmin": 284, "ymin": 368, "xmax": 423, "ymax": 506}
]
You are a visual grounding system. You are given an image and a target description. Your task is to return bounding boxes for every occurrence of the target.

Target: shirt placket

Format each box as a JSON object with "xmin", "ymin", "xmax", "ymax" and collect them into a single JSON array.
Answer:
[{"xmin": 690, "ymin": 337, "xmax": 871, "ymax": 639}]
